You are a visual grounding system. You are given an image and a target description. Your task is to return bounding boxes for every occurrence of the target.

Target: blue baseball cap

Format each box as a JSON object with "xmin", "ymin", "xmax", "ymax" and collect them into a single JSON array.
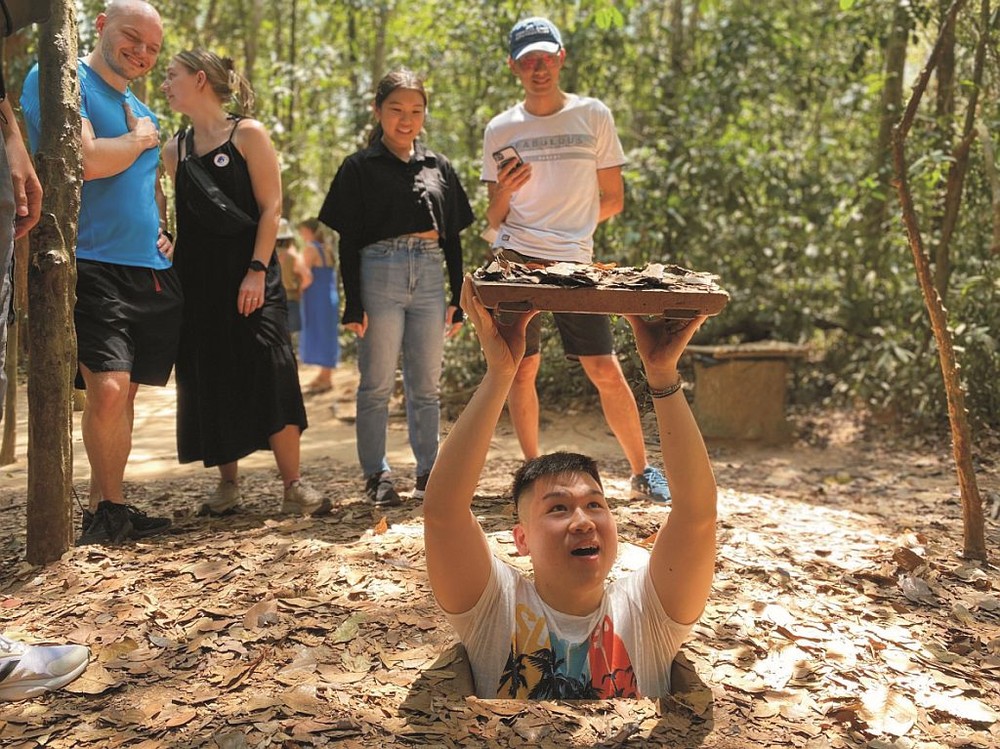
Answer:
[{"xmin": 508, "ymin": 17, "xmax": 562, "ymax": 61}]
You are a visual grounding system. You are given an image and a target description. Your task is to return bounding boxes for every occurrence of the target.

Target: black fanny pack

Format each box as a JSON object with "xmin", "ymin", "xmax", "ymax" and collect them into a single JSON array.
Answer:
[{"xmin": 179, "ymin": 127, "xmax": 258, "ymax": 236}]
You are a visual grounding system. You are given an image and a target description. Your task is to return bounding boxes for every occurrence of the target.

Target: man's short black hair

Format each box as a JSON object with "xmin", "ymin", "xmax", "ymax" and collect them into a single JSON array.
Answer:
[{"xmin": 511, "ymin": 451, "xmax": 603, "ymax": 510}]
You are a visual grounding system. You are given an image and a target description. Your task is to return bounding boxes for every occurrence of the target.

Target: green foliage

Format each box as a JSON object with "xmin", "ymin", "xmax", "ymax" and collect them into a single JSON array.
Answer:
[{"xmin": 25, "ymin": 0, "xmax": 1000, "ymax": 431}]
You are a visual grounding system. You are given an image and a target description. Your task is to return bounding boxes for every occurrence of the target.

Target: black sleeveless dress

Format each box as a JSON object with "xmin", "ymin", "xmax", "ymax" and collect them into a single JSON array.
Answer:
[{"xmin": 173, "ymin": 117, "xmax": 307, "ymax": 467}]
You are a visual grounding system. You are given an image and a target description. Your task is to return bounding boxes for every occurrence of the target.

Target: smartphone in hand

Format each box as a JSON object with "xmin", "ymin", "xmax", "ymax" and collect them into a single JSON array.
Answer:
[{"xmin": 492, "ymin": 146, "xmax": 523, "ymax": 169}]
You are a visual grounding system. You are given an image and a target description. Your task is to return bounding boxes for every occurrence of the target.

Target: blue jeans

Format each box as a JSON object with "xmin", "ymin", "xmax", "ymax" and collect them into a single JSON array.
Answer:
[{"xmin": 357, "ymin": 236, "xmax": 445, "ymax": 477}]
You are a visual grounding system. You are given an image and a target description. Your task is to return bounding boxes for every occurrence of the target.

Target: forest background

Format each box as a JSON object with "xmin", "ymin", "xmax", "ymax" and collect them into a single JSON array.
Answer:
[{"xmin": 6, "ymin": 0, "xmax": 999, "ymax": 433}]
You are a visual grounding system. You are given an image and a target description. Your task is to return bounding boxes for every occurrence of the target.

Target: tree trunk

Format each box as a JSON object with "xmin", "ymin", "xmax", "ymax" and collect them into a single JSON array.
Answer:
[
  {"xmin": 345, "ymin": 8, "xmax": 366, "ymax": 136},
  {"xmin": 851, "ymin": 0, "xmax": 911, "ymax": 332},
  {"xmin": 26, "ymin": 1, "xmax": 81, "ymax": 565},
  {"xmin": 201, "ymin": 0, "xmax": 219, "ymax": 46},
  {"xmin": 873, "ymin": 1, "xmax": 911, "ymax": 201},
  {"xmin": 242, "ymin": 0, "xmax": 265, "ymax": 91},
  {"xmin": 929, "ymin": 0, "xmax": 956, "ymax": 260},
  {"xmin": 288, "ymin": 0, "xmax": 298, "ymax": 138},
  {"xmin": 670, "ymin": 0, "xmax": 685, "ymax": 77},
  {"xmin": 280, "ymin": 0, "xmax": 300, "ymax": 218},
  {"xmin": 976, "ymin": 122, "xmax": 1000, "ymax": 255},
  {"xmin": 892, "ymin": 0, "xmax": 985, "ymax": 562},
  {"xmin": 689, "ymin": 2, "xmax": 702, "ymax": 60},
  {"xmin": 862, "ymin": 0, "xmax": 910, "ymax": 250},
  {"xmin": 371, "ymin": 3, "xmax": 391, "ymax": 96},
  {"xmin": 935, "ymin": 0, "xmax": 957, "ymax": 128},
  {"xmin": 932, "ymin": 0, "xmax": 990, "ymax": 298}
]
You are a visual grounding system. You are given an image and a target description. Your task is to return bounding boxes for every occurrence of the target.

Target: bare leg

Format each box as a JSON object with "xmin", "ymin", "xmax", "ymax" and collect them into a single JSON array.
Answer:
[
  {"xmin": 308, "ymin": 367, "xmax": 334, "ymax": 390},
  {"xmin": 79, "ymin": 365, "xmax": 138, "ymax": 508},
  {"xmin": 269, "ymin": 425, "xmax": 302, "ymax": 487},
  {"xmin": 579, "ymin": 354, "xmax": 648, "ymax": 475},
  {"xmin": 506, "ymin": 353, "xmax": 542, "ymax": 460},
  {"xmin": 218, "ymin": 462, "xmax": 238, "ymax": 483}
]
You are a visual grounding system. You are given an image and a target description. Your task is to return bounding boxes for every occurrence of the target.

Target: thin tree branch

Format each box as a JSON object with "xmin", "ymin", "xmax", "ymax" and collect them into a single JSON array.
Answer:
[{"xmin": 891, "ymin": 0, "xmax": 986, "ymax": 562}]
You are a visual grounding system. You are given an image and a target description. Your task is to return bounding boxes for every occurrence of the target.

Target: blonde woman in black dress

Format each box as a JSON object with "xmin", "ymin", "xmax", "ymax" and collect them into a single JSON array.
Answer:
[{"xmin": 161, "ymin": 50, "xmax": 330, "ymax": 517}]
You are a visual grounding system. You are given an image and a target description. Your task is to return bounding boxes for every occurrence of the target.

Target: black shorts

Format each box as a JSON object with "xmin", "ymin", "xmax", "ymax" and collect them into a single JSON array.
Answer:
[
  {"xmin": 522, "ymin": 310, "xmax": 615, "ymax": 359},
  {"xmin": 75, "ymin": 259, "xmax": 184, "ymax": 388},
  {"xmin": 494, "ymin": 249, "xmax": 615, "ymax": 360}
]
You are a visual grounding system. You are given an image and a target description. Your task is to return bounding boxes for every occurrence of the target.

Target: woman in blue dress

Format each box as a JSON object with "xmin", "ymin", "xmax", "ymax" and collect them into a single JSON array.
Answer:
[{"xmin": 297, "ymin": 219, "xmax": 340, "ymax": 393}]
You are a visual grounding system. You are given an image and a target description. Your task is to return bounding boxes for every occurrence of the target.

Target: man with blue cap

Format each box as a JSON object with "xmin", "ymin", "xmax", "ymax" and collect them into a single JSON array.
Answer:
[{"xmin": 481, "ymin": 17, "xmax": 672, "ymax": 506}]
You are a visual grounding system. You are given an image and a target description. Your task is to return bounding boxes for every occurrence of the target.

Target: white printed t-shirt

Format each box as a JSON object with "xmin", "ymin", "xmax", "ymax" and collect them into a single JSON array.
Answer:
[
  {"xmin": 481, "ymin": 94, "xmax": 626, "ymax": 263},
  {"xmin": 445, "ymin": 554, "xmax": 693, "ymax": 699}
]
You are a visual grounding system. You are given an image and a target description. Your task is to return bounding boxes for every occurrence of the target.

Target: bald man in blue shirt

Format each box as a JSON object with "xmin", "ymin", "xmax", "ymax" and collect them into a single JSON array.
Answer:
[{"xmin": 21, "ymin": 0, "xmax": 182, "ymax": 546}]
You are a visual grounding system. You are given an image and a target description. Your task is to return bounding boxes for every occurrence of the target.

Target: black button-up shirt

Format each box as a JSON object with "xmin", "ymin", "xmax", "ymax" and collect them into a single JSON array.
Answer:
[{"xmin": 318, "ymin": 139, "xmax": 474, "ymax": 324}]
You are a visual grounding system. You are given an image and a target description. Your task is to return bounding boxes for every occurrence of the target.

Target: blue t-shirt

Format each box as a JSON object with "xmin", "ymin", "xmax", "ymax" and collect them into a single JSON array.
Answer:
[{"xmin": 20, "ymin": 60, "xmax": 169, "ymax": 269}]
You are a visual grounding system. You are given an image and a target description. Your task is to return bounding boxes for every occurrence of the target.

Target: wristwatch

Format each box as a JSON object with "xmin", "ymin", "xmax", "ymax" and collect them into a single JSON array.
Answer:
[{"xmin": 248, "ymin": 259, "xmax": 267, "ymax": 273}]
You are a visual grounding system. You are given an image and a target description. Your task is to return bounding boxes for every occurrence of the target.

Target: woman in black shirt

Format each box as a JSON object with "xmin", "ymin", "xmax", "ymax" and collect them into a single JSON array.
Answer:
[{"xmin": 319, "ymin": 69, "xmax": 473, "ymax": 508}]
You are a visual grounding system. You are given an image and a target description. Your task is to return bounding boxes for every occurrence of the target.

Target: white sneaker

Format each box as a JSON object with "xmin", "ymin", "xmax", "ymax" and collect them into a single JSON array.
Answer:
[
  {"xmin": 282, "ymin": 480, "xmax": 332, "ymax": 517},
  {"xmin": 0, "ymin": 635, "xmax": 90, "ymax": 701},
  {"xmin": 198, "ymin": 479, "xmax": 242, "ymax": 516}
]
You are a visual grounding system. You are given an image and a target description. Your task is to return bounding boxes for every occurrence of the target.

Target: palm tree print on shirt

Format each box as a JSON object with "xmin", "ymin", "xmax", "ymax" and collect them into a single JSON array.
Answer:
[{"xmin": 497, "ymin": 609, "xmax": 639, "ymax": 699}]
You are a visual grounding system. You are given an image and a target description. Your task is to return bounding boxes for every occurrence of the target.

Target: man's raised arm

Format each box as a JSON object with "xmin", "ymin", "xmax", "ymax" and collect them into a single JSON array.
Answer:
[
  {"xmin": 625, "ymin": 314, "xmax": 718, "ymax": 625},
  {"xmin": 424, "ymin": 277, "xmax": 537, "ymax": 614}
]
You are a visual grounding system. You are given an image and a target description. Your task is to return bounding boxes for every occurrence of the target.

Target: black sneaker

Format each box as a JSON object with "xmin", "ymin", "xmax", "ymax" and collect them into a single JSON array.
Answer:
[
  {"xmin": 77, "ymin": 501, "xmax": 131, "ymax": 546},
  {"xmin": 81, "ymin": 508, "xmax": 94, "ymax": 535},
  {"xmin": 126, "ymin": 504, "xmax": 173, "ymax": 538},
  {"xmin": 76, "ymin": 501, "xmax": 171, "ymax": 546},
  {"xmin": 411, "ymin": 472, "xmax": 430, "ymax": 500},
  {"xmin": 365, "ymin": 471, "xmax": 401, "ymax": 508}
]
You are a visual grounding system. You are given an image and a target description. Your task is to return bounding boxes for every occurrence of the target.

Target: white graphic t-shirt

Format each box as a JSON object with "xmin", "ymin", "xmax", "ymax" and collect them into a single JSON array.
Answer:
[
  {"xmin": 445, "ymin": 555, "xmax": 693, "ymax": 699},
  {"xmin": 481, "ymin": 95, "xmax": 626, "ymax": 263}
]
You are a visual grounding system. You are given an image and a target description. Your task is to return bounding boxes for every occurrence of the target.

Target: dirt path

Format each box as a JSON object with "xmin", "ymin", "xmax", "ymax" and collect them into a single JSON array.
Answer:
[
  {"xmin": 0, "ymin": 365, "xmax": 998, "ymax": 748},
  {"xmin": 0, "ymin": 363, "xmax": 618, "ymax": 497}
]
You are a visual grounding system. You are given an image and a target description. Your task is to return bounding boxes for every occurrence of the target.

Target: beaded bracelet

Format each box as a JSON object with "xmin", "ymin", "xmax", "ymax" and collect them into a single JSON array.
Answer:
[{"xmin": 649, "ymin": 376, "xmax": 683, "ymax": 399}]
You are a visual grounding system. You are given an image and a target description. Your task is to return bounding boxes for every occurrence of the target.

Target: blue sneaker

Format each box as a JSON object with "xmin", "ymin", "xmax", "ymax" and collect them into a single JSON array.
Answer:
[{"xmin": 631, "ymin": 466, "xmax": 671, "ymax": 504}]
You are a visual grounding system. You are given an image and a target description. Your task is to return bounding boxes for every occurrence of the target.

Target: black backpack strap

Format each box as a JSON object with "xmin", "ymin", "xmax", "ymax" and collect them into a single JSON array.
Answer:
[{"xmin": 173, "ymin": 127, "xmax": 187, "ymax": 159}]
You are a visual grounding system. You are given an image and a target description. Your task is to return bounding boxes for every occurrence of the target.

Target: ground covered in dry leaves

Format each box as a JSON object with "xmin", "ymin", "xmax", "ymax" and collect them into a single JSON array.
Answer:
[{"xmin": 0, "ymin": 383, "xmax": 998, "ymax": 748}]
